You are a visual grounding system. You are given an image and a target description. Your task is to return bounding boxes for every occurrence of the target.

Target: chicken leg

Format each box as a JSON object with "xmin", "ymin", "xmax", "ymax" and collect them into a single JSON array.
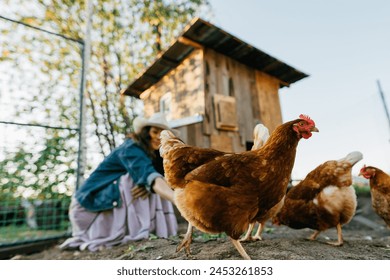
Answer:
[
  {"xmin": 326, "ymin": 223, "xmax": 343, "ymax": 246},
  {"xmin": 309, "ymin": 224, "xmax": 343, "ymax": 246},
  {"xmin": 176, "ymin": 223, "xmax": 193, "ymax": 255},
  {"xmin": 230, "ymin": 238, "xmax": 251, "ymax": 260},
  {"xmin": 240, "ymin": 223, "xmax": 255, "ymax": 241},
  {"xmin": 252, "ymin": 223, "xmax": 264, "ymax": 240},
  {"xmin": 240, "ymin": 223, "xmax": 264, "ymax": 241},
  {"xmin": 309, "ymin": 230, "xmax": 320, "ymax": 241}
]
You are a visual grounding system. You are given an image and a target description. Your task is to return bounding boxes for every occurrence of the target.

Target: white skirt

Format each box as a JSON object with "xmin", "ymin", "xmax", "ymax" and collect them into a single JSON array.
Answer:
[{"xmin": 59, "ymin": 174, "xmax": 178, "ymax": 251}]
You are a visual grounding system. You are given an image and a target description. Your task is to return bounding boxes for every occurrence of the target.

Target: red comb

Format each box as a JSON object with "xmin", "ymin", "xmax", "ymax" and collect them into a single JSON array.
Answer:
[{"xmin": 299, "ymin": 114, "xmax": 315, "ymax": 125}]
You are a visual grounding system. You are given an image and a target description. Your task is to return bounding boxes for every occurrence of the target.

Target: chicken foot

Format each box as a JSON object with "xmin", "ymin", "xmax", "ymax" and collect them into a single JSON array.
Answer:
[
  {"xmin": 308, "ymin": 230, "xmax": 320, "ymax": 241},
  {"xmin": 230, "ymin": 238, "xmax": 251, "ymax": 260},
  {"xmin": 176, "ymin": 222, "xmax": 193, "ymax": 255},
  {"xmin": 240, "ymin": 223, "xmax": 263, "ymax": 242},
  {"xmin": 309, "ymin": 224, "xmax": 343, "ymax": 246},
  {"xmin": 240, "ymin": 223, "xmax": 255, "ymax": 241},
  {"xmin": 252, "ymin": 223, "xmax": 264, "ymax": 240},
  {"xmin": 326, "ymin": 223, "xmax": 343, "ymax": 246}
]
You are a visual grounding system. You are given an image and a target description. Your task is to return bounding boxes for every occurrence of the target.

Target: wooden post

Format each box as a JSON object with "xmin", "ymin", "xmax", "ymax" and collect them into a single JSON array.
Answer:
[
  {"xmin": 377, "ymin": 80, "xmax": 390, "ymax": 141},
  {"xmin": 76, "ymin": 0, "xmax": 93, "ymax": 189}
]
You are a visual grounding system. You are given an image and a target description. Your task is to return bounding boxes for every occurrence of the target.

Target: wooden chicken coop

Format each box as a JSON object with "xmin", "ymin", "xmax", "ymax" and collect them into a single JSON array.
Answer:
[{"xmin": 123, "ymin": 18, "xmax": 308, "ymax": 152}]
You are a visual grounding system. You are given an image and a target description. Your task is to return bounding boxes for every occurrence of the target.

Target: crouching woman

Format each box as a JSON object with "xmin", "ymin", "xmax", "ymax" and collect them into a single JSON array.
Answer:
[{"xmin": 60, "ymin": 113, "xmax": 178, "ymax": 251}]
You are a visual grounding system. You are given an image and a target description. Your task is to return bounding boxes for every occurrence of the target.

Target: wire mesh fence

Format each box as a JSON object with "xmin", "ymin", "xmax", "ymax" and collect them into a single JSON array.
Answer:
[
  {"xmin": 0, "ymin": 197, "xmax": 71, "ymax": 247},
  {"xmin": 0, "ymin": 14, "xmax": 83, "ymax": 248}
]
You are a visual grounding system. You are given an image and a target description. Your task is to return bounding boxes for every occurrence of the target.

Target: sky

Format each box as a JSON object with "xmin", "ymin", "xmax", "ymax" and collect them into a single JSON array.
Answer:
[
  {"xmin": 1, "ymin": 1, "xmax": 389, "ymax": 181},
  {"xmin": 208, "ymin": 0, "xmax": 390, "ymax": 179}
]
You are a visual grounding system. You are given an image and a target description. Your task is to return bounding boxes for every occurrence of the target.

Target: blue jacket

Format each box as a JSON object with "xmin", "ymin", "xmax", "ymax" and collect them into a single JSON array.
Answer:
[{"xmin": 75, "ymin": 139, "xmax": 163, "ymax": 212}]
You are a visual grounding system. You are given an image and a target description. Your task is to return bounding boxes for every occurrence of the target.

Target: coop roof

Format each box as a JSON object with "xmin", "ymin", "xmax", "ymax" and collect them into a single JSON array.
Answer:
[{"xmin": 123, "ymin": 18, "xmax": 308, "ymax": 97}]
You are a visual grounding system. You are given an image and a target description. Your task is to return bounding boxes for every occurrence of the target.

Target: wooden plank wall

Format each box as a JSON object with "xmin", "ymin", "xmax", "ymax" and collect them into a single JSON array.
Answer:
[
  {"xmin": 140, "ymin": 48, "xmax": 283, "ymax": 152},
  {"xmin": 255, "ymin": 71, "xmax": 282, "ymax": 133},
  {"xmin": 203, "ymin": 48, "xmax": 282, "ymax": 152},
  {"xmin": 176, "ymin": 122, "xmax": 209, "ymax": 147},
  {"xmin": 141, "ymin": 49, "xmax": 205, "ymax": 120}
]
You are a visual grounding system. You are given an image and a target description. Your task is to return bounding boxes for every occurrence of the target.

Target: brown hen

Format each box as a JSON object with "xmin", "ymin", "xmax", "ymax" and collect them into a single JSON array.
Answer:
[
  {"xmin": 160, "ymin": 114, "xmax": 318, "ymax": 259},
  {"xmin": 273, "ymin": 151, "xmax": 363, "ymax": 246},
  {"xmin": 359, "ymin": 165, "xmax": 390, "ymax": 228},
  {"xmin": 240, "ymin": 123, "xmax": 270, "ymax": 242}
]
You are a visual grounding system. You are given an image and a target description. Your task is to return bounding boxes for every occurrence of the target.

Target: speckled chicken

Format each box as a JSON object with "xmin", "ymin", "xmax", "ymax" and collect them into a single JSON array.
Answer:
[
  {"xmin": 359, "ymin": 165, "xmax": 390, "ymax": 228},
  {"xmin": 160, "ymin": 114, "xmax": 318, "ymax": 259},
  {"xmin": 273, "ymin": 151, "xmax": 363, "ymax": 246}
]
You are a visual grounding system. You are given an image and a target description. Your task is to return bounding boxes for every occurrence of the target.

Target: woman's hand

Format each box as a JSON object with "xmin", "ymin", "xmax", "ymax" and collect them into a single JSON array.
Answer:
[
  {"xmin": 152, "ymin": 177, "xmax": 175, "ymax": 204},
  {"xmin": 131, "ymin": 185, "xmax": 150, "ymax": 200}
]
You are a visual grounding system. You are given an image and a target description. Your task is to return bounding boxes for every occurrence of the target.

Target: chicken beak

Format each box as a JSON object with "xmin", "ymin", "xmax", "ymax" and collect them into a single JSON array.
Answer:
[{"xmin": 311, "ymin": 126, "xmax": 319, "ymax": 133}]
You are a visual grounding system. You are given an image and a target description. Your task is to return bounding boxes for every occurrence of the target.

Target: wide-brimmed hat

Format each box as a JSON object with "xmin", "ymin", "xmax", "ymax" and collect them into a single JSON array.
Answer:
[{"xmin": 133, "ymin": 112, "xmax": 178, "ymax": 134}]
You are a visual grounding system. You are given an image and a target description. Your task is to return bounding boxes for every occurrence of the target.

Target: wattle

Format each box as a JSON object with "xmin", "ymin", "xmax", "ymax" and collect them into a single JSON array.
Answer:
[{"xmin": 301, "ymin": 132, "xmax": 312, "ymax": 139}]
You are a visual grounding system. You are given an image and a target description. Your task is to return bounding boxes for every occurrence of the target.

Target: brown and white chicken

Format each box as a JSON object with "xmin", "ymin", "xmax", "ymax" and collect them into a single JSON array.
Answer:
[
  {"xmin": 359, "ymin": 165, "xmax": 390, "ymax": 228},
  {"xmin": 160, "ymin": 114, "xmax": 318, "ymax": 259},
  {"xmin": 240, "ymin": 123, "xmax": 270, "ymax": 242},
  {"xmin": 273, "ymin": 151, "xmax": 363, "ymax": 246}
]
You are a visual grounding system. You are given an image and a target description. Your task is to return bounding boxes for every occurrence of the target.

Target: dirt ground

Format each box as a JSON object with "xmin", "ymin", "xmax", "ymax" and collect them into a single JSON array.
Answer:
[{"xmin": 12, "ymin": 195, "xmax": 390, "ymax": 260}]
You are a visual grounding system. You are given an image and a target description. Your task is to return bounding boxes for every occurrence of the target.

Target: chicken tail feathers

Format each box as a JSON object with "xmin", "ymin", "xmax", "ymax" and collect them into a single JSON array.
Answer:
[
  {"xmin": 252, "ymin": 124, "xmax": 270, "ymax": 150},
  {"xmin": 159, "ymin": 130, "xmax": 185, "ymax": 157},
  {"xmin": 338, "ymin": 151, "xmax": 363, "ymax": 166}
]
